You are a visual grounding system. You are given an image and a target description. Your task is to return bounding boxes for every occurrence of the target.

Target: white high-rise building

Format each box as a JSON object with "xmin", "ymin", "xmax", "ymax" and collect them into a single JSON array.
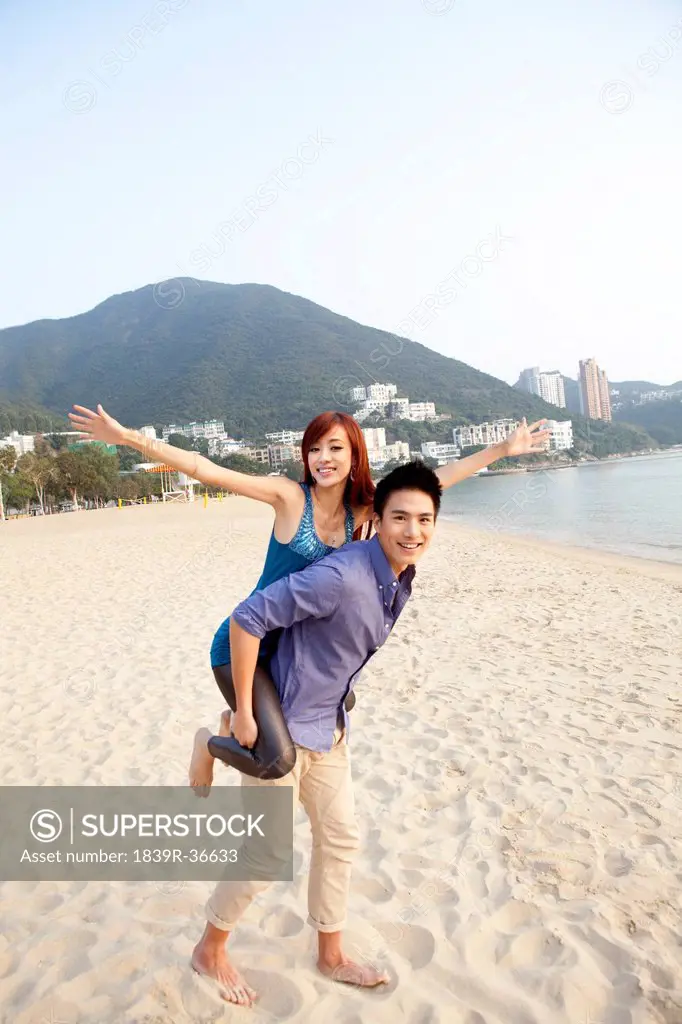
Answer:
[
  {"xmin": 139, "ymin": 425, "xmax": 157, "ymax": 440},
  {"xmin": 518, "ymin": 367, "xmax": 566, "ymax": 408}
]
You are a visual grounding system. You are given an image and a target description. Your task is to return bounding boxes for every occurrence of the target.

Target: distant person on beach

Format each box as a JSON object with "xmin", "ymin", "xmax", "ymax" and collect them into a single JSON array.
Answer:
[
  {"xmin": 69, "ymin": 403, "xmax": 549, "ymax": 786},
  {"xmin": 190, "ymin": 460, "xmax": 441, "ymax": 1003}
]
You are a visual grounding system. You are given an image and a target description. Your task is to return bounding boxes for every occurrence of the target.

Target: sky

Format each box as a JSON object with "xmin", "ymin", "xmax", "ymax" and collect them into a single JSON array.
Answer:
[{"xmin": 1, "ymin": 0, "xmax": 681, "ymax": 387}]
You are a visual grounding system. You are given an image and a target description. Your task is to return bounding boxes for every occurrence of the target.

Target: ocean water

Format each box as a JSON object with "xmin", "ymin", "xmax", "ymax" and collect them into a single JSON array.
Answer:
[{"xmin": 440, "ymin": 449, "xmax": 682, "ymax": 565}]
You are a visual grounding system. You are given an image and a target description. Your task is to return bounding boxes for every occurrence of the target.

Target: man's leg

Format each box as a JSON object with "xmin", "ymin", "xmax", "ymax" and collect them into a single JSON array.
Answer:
[
  {"xmin": 299, "ymin": 730, "xmax": 389, "ymax": 987},
  {"xmin": 191, "ymin": 758, "xmax": 302, "ymax": 1005}
]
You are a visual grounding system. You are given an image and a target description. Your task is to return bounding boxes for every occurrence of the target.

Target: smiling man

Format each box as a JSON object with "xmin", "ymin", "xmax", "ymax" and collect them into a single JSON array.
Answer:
[{"xmin": 191, "ymin": 460, "xmax": 442, "ymax": 1007}]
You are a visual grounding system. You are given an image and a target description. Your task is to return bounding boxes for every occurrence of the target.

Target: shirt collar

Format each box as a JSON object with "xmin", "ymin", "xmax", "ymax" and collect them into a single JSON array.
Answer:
[{"xmin": 367, "ymin": 533, "xmax": 417, "ymax": 597}]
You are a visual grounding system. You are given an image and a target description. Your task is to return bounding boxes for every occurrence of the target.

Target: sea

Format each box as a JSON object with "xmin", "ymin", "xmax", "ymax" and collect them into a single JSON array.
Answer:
[{"xmin": 439, "ymin": 448, "xmax": 682, "ymax": 566}]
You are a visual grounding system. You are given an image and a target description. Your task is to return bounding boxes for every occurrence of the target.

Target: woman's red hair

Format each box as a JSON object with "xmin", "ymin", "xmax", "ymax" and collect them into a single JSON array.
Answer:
[{"xmin": 301, "ymin": 411, "xmax": 375, "ymax": 537}]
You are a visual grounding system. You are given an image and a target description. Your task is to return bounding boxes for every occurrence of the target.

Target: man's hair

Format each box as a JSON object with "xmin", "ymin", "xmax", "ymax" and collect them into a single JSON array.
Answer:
[{"xmin": 373, "ymin": 460, "xmax": 442, "ymax": 519}]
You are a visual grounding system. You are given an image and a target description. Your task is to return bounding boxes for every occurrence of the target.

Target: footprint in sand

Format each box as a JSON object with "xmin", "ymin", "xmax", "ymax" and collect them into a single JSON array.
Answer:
[
  {"xmin": 602, "ymin": 848, "xmax": 633, "ymax": 878},
  {"xmin": 241, "ymin": 969, "xmax": 304, "ymax": 1020},
  {"xmin": 260, "ymin": 906, "xmax": 305, "ymax": 938},
  {"xmin": 373, "ymin": 922, "xmax": 436, "ymax": 970},
  {"xmin": 501, "ymin": 927, "xmax": 571, "ymax": 969}
]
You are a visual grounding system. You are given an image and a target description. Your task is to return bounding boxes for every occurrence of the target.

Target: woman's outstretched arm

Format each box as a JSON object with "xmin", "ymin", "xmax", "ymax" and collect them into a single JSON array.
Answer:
[
  {"xmin": 69, "ymin": 403, "xmax": 298, "ymax": 506},
  {"xmin": 435, "ymin": 418, "xmax": 551, "ymax": 489}
]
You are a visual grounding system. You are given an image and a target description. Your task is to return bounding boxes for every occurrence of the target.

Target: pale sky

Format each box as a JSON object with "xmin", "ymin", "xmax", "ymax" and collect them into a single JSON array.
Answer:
[{"xmin": 1, "ymin": 0, "xmax": 681, "ymax": 386}]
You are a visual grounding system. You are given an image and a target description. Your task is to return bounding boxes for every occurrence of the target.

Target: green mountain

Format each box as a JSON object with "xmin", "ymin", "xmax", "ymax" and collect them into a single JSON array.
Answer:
[
  {"xmin": 0, "ymin": 280, "xmax": 659, "ymax": 455},
  {"xmin": 609, "ymin": 381, "xmax": 682, "ymax": 445},
  {"xmin": 610, "ymin": 379, "xmax": 682, "ymax": 395},
  {"xmin": 613, "ymin": 397, "xmax": 682, "ymax": 445}
]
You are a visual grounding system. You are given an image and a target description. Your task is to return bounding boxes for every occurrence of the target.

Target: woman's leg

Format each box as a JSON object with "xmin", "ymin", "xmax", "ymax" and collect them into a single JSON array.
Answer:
[{"xmin": 209, "ymin": 663, "xmax": 297, "ymax": 780}]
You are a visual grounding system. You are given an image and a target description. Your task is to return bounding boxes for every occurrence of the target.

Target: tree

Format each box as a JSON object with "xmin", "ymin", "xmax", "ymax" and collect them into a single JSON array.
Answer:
[
  {"xmin": 167, "ymin": 433, "xmax": 194, "ymax": 451},
  {"xmin": 16, "ymin": 450, "xmax": 55, "ymax": 514},
  {"xmin": 53, "ymin": 446, "xmax": 120, "ymax": 508},
  {"xmin": 217, "ymin": 453, "xmax": 271, "ymax": 476},
  {"xmin": 116, "ymin": 445, "xmax": 145, "ymax": 471},
  {"xmin": 2, "ymin": 469, "xmax": 34, "ymax": 515},
  {"xmin": 0, "ymin": 445, "xmax": 17, "ymax": 522},
  {"xmin": 54, "ymin": 450, "xmax": 97, "ymax": 509},
  {"xmin": 282, "ymin": 461, "xmax": 304, "ymax": 480}
]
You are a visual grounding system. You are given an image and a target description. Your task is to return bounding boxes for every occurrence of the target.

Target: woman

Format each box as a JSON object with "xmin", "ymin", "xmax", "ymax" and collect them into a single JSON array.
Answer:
[
  {"xmin": 69, "ymin": 403, "xmax": 549, "ymax": 785},
  {"xmin": 69, "ymin": 405, "xmax": 375, "ymax": 786}
]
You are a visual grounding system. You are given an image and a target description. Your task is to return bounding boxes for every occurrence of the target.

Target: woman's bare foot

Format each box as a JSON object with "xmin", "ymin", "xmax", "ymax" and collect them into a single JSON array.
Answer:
[
  {"xmin": 189, "ymin": 727, "xmax": 215, "ymax": 795},
  {"xmin": 317, "ymin": 953, "xmax": 390, "ymax": 988},
  {"xmin": 191, "ymin": 933, "xmax": 257, "ymax": 1007},
  {"xmin": 189, "ymin": 712, "xmax": 234, "ymax": 796}
]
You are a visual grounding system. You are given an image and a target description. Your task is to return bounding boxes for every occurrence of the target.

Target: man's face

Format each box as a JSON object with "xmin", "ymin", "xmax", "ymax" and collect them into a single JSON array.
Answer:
[{"xmin": 373, "ymin": 488, "xmax": 436, "ymax": 572}]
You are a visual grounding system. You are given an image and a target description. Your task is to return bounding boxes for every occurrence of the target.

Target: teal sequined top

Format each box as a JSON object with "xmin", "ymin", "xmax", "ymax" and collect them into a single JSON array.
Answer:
[{"xmin": 210, "ymin": 483, "xmax": 355, "ymax": 667}]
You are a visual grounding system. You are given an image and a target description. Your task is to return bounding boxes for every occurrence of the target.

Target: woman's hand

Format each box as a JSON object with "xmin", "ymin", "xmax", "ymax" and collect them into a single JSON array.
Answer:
[
  {"xmin": 68, "ymin": 404, "xmax": 129, "ymax": 446},
  {"xmin": 231, "ymin": 709, "xmax": 259, "ymax": 749}
]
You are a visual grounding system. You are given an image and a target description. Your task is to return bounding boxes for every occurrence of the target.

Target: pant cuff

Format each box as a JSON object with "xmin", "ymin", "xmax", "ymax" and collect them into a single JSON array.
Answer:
[
  {"xmin": 307, "ymin": 913, "xmax": 347, "ymax": 933},
  {"xmin": 205, "ymin": 900, "xmax": 237, "ymax": 932}
]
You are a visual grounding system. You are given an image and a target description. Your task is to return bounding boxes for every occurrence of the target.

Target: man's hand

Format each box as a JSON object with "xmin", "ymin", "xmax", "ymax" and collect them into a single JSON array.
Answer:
[
  {"xmin": 232, "ymin": 709, "xmax": 259, "ymax": 748},
  {"xmin": 504, "ymin": 417, "xmax": 551, "ymax": 456}
]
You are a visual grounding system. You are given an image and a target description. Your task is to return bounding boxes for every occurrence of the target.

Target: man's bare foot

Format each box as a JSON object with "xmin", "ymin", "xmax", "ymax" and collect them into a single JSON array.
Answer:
[
  {"xmin": 191, "ymin": 940, "xmax": 257, "ymax": 1007},
  {"xmin": 317, "ymin": 954, "xmax": 390, "ymax": 988},
  {"xmin": 189, "ymin": 728, "xmax": 215, "ymax": 796}
]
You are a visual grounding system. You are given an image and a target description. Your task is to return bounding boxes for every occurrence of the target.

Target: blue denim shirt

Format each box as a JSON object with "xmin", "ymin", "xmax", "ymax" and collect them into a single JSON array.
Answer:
[{"xmin": 231, "ymin": 534, "xmax": 415, "ymax": 752}]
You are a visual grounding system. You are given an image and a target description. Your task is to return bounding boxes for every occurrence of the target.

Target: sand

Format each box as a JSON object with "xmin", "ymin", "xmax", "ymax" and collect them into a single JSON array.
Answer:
[{"xmin": 1, "ymin": 497, "xmax": 681, "ymax": 1024}]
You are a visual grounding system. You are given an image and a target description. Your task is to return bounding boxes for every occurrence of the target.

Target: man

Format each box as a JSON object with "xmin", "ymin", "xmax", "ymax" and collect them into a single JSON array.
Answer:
[{"xmin": 191, "ymin": 461, "xmax": 442, "ymax": 1007}]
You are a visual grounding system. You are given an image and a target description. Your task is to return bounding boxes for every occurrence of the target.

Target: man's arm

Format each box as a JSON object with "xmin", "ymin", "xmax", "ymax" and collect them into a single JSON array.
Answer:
[{"xmin": 228, "ymin": 560, "xmax": 345, "ymax": 734}]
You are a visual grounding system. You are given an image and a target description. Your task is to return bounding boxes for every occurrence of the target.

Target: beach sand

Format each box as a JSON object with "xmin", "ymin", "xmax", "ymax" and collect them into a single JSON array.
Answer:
[{"xmin": 1, "ymin": 497, "xmax": 681, "ymax": 1023}]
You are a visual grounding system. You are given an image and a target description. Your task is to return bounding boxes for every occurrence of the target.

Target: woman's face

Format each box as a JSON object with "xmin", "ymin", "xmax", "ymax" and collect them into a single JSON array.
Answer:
[{"xmin": 307, "ymin": 425, "xmax": 353, "ymax": 488}]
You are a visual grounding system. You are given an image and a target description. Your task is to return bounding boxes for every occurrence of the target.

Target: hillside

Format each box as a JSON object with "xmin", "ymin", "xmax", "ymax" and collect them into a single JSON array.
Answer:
[
  {"xmin": 0, "ymin": 280, "xmax": 659, "ymax": 454},
  {"xmin": 613, "ymin": 397, "xmax": 682, "ymax": 445}
]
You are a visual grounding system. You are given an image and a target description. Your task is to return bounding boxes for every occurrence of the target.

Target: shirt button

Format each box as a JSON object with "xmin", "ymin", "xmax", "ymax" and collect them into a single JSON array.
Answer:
[{"xmin": 385, "ymin": 623, "xmax": 390, "ymax": 629}]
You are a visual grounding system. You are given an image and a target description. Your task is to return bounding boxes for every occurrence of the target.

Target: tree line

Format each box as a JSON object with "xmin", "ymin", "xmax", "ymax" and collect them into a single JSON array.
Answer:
[{"xmin": 0, "ymin": 435, "xmax": 277, "ymax": 519}]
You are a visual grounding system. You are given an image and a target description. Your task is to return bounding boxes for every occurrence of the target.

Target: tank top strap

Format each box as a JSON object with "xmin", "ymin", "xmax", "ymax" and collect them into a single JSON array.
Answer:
[
  {"xmin": 299, "ymin": 481, "xmax": 314, "ymax": 523},
  {"xmin": 343, "ymin": 499, "xmax": 355, "ymax": 542}
]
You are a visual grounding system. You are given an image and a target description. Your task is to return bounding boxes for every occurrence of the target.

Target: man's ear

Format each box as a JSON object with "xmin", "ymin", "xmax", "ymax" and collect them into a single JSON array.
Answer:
[{"xmin": 372, "ymin": 511, "xmax": 381, "ymax": 532}]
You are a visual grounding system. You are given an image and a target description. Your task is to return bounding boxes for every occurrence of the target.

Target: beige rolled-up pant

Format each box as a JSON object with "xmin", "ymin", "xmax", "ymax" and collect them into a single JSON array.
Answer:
[{"xmin": 206, "ymin": 726, "xmax": 360, "ymax": 934}]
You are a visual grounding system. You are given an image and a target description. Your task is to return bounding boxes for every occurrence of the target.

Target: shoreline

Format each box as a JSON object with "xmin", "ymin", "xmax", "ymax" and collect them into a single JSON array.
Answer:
[
  {"xmin": 437, "ymin": 517, "xmax": 682, "ymax": 583},
  {"xmin": 3, "ymin": 494, "xmax": 682, "ymax": 579},
  {"xmin": 484, "ymin": 447, "xmax": 681, "ymax": 476}
]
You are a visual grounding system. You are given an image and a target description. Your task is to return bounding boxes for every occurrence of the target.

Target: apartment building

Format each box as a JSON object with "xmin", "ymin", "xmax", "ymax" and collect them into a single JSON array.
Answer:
[
  {"xmin": 517, "ymin": 367, "xmax": 566, "ymax": 408},
  {"xmin": 579, "ymin": 359, "xmax": 612, "ymax": 421},
  {"xmin": 421, "ymin": 441, "xmax": 460, "ymax": 464},
  {"xmin": 453, "ymin": 418, "xmax": 519, "ymax": 448}
]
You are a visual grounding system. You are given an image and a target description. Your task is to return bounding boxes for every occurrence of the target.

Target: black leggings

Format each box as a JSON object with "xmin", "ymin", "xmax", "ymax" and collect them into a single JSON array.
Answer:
[{"xmin": 207, "ymin": 663, "xmax": 356, "ymax": 780}]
